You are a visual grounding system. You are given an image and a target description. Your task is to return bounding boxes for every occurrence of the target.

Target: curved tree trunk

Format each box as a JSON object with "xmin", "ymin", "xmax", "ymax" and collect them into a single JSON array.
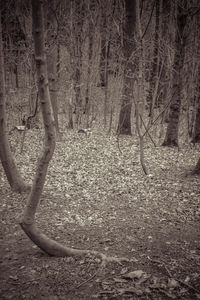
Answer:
[
  {"xmin": 20, "ymin": 0, "xmax": 84, "ymax": 259},
  {"xmin": 117, "ymin": 0, "xmax": 136, "ymax": 135},
  {"xmin": 20, "ymin": 0, "xmax": 57, "ymax": 246},
  {"xmin": 0, "ymin": 11, "xmax": 29, "ymax": 193},
  {"xmin": 19, "ymin": 1, "xmax": 129, "ymax": 264},
  {"xmin": 19, "ymin": 0, "xmax": 95, "ymax": 258},
  {"xmin": 162, "ymin": 1, "xmax": 187, "ymax": 147}
]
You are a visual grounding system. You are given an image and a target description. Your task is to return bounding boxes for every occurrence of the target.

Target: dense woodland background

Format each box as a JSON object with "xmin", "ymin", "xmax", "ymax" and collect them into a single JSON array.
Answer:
[
  {"xmin": 0, "ymin": 0, "xmax": 200, "ymax": 299},
  {"xmin": 1, "ymin": 0, "xmax": 200, "ymax": 147}
]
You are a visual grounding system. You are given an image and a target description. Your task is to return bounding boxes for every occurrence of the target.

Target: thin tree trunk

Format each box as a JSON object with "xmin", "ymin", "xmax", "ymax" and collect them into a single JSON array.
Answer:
[
  {"xmin": 20, "ymin": 0, "xmax": 88, "ymax": 258},
  {"xmin": 99, "ymin": 12, "xmax": 107, "ymax": 88},
  {"xmin": 19, "ymin": 0, "xmax": 130, "ymax": 263},
  {"xmin": 103, "ymin": 40, "xmax": 109, "ymax": 128},
  {"xmin": 99, "ymin": 3, "xmax": 111, "ymax": 128},
  {"xmin": 135, "ymin": 0, "xmax": 148, "ymax": 175},
  {"xmin": 191, "ymin": 64, "xmax": 200, "ymax": 143},
  {"xmin": 0, "ymin": 11, "xmax": 29, "ymax": 193},
  {"xmin": 68, "ymin": 96, "xmax": 74, "ymax": 129},
  {"xmin": 117, "ymin": 0, "xmax": 136, "ymax": 135},
  {"xmin": 73, "ymin": 0, "xmax": 84, "ymax": 127},
  {"xmin": 162, "ymin": 1, "xmax": 187, "ymax": 147},
  {"xmin": 85, "ymin": 4, "xmax": 94, "ymax": 127},
  {"xmin": 46, "ymin": 0, "xmax": 59, "ymax": 133},
  {"xmin": 158, "ymin": 0, "xmax": 171, "ymax": 107},
  {"xmin": 147, "ymin": 0, "xmax": 160, "ymax": 120},
  {"xmin": 20, "ymin": 0, "xmax": 56, "ymax": 235}
]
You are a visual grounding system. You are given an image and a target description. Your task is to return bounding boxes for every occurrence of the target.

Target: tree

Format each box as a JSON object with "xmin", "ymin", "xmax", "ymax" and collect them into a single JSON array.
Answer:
[
  {"xmin": 191, "ymin": 62, "xmax": 200, "ymax": 143},
  {"xmin": 20, "ymin": 0, "xmax": 58, "ymax": 250},
  {"xmin": 162, "ymin": 0, "xmax": 187, "ymax": 147},
  {"xmin": 84, "ymin": 0, "xmax": 97, "ymax": 127},
  {"xmin": 20, "ymin": 1, "xmax": 126, "ymax": 265},
  {"xmin": 117, "ymin": 0, "xmax": 136, "ymax": 135},
  {"xmin": 71, "ymin": 0, "xmax": 85, "ymax": 126},
  {"xmin": 99, "ymin": 2, "xmax": 111, "ymax": 127},
  {"xmin": 135, "ymin": 0, "xmax": 148, "ymax": 175},
  {"xmin": 147, "ymin": 0, "xmax": 160, "ymax": 120},
  {"xmin": 0, "ymin": 9, "xmax": 29, "ymax": 193},
  {"xmin": 46, "ymin": 0, "xmax": 59, "ymax": 133},
  {"xmin": 99, "ymin": 6, "xmax": 108, "ymax": 88},
  {"xmin": 19, "ymin": 0, "xmax": 90, "ymax": 257},
  {"xmin": 158, "ymin": 0, "xmax": 171, "ymax": 107}
]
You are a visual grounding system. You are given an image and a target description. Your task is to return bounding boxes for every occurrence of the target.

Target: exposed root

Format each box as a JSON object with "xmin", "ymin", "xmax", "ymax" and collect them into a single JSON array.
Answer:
[{"xmin": 20, "ymin": 222, "xmax": 130, "ymax": 266}]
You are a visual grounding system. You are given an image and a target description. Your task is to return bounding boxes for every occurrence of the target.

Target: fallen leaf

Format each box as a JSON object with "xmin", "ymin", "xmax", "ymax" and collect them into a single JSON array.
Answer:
[
  {"xmin": 123, "ymin": 270, "xmax": 145, "ymax": 280},
  {"xmin": 113, "ymin": 277, "xmax": 127, "ymax": 283},
  {"xmin": 9, "ymin": 275, "xmax": 18, "ymax": 280},
  {"xmin": 168, "ymin": 278, "xmax": 179, "ymax": 288}
]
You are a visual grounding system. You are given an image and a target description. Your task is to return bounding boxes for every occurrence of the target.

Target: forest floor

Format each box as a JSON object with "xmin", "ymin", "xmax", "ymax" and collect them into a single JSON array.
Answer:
[{"xmin": 0, "ymin": 127, "xmax": 200, "ymax": 300}]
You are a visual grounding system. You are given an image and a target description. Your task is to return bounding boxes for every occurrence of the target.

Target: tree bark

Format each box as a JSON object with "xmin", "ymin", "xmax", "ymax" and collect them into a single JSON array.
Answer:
[
  {"xmin": 72, "ymin": 0, "xmax": 84, "ymax": 126},
  {"xmin": 0, "ymin": 11, "xmax": 29, "ymax": 193},
  {"xmin": 19, "ymin": 1, "xmax": 130, "ymax": 262},
  {"xmin": 20, "ymin": 0, "xmax": 90, "ymax": 258},
  {"xmin": 147, "ymin": 0, "xmax": 160, "ymax": 119},
  {"xmin": 162, "ymin": 1, "xmax": 187, "ymax": 147},
  {"xmin": 135, "ymin": 0, "xmax": 148, "ymax": 175},
  {"xmin": 99, "ymin": 11, "xmax": 107, "ymax": 88},
  {"xmin": 158, "ymin": 0, "xmax": 171, "ymax": 106},
  {"xmin": 191, "ymin": 64, "xmax": 200, "ymax": 143},
  {"xmin": 85, "ymin": 1, "xmax": 95, "ymax": 127},
  {"xmin": 117, "ymin": 0, "xmax": 136, "ymax": 135},
  {"xmin": 20, "ymin": 0, "xmax": 56, "ymax": 233},
  {"xmin": 46, "ymin": 0, "xmax": 59, "ymax": 133},
  {"xmin": 191, "ymin": 101, "xmax": 200, "ymax": 143}
]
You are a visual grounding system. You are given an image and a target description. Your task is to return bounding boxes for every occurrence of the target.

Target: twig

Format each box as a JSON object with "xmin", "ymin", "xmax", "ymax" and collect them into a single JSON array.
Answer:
[
  {"xmin": 142, "ymin": 95, "xmax": 174, "ymax": 138},
  {"xmin": 139, "ymin": 113, "xmax": 157, "ymax": 147},
  {"xmin": 74, "ymin": 268, "xmax": 100, "ymax": 290}
]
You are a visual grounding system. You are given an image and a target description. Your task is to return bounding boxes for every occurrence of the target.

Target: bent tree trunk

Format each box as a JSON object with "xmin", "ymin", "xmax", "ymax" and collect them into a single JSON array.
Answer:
[
  {"xmin": 0, "ymin": 11, "xmax": 29, "ymax": 193},
  {"xmin": 117, "ymin": 0, "xmax": 136, "ymax": 135},
  {"xmin": 20, "ymin": 0, "xmax": 93, "ymax": 258},
  {"xmin": 20, "ymin": 0, "xmax": 57, "ymax": 253},
  {"xmin": 162, "ymin": 1, "xmax": 187, "ymax": 147},
  {"xmin": 20, "ymin": 0, "xmax": 130, "ymax": 264}
]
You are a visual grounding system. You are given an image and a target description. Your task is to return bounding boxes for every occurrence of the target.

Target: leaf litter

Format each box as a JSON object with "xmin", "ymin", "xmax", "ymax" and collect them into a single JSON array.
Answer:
[{"xmin": 0, "ymin": 128, "xmax": 200, "ymax": 299}]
